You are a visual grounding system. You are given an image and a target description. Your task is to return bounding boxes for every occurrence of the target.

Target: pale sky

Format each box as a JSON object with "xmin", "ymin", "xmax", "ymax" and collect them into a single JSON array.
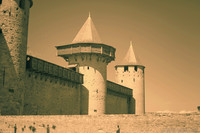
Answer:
[{"xmin": 27, "ymin": 0, "xmax": 200, "ymax": 112}]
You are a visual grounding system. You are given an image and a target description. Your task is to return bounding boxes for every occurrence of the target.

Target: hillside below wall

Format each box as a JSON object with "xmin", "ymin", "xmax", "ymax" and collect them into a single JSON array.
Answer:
[{"xmin": 0, "ymin": 113, "xmax": 199, "ymax": 133}]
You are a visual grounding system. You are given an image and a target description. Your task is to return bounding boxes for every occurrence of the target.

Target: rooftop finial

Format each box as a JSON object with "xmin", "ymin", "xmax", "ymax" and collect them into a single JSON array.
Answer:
[
  {"xmin": 89, "ymin": 12, "xmax": 91, "ymax": 18},
  {"xmin": 130, "ymin": 40, "xmax": 133, "ymax": 46}
]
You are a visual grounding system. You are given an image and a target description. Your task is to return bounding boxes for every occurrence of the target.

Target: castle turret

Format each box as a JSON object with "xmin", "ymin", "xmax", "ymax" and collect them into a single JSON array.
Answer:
[
  {"xmin": 115, "ymin": 41, "xmax": 145, "ymax": 115},
  {"xmin": 56, "ymin": 14, "xmax": 116, "ymax": 115},
  {"xmin": 0, "ymin": 0, "xmax": 33, "ymax": 114},
  {"xmin": 0, "ymin": 0, "xmax": 33, "ymax": 78}
]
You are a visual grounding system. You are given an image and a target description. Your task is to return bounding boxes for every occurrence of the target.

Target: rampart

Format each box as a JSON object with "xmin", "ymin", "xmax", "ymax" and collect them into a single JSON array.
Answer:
[
  {"xmin": 21, "ymin": 56, "xmax": 134, "ymax": 115},
  {"xmin": 24, "ymin": 55, "xmax": 83, "ymax": 115},
  {"xmin": 0, "ymin": 113, "xmax": 199, "ymax": 133}
]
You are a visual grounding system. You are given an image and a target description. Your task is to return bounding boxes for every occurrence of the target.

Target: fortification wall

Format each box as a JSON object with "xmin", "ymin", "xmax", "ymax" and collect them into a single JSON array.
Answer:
[
  {"xmin": 24, "ymin": 71, "xmax": 81, "ymax": 115},
  {"xmin": 0, "ymin": 113, "xmax": 199, "ymax": 133},
  {"xmin": 23, "ymin": 55, "xmax": 85, "ymax": 115},
  {"xmin": 106, "ymin": 92, "xmax": 129, "ymax": 114},
  {"xmin": 106, "ymin": 81, "xmax": 133, "ymax": 114}
]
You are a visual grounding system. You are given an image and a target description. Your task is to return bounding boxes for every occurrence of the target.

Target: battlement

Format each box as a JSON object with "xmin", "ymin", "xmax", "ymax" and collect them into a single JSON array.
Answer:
[
  {"xmin": 26, "ymin": 55, "xmax": 83, "ymax": 84},
  {"xmin": 0, "ymin": 0, "xmax": 33, "ymax": 8},
  {"xmin": 29, "ymin": 0, "xmax": 33, "ymax": 7},
  {"xmin": 56, "ymin": 43, "xmax": 115, "ymax": 63},
  {"xmin": 107, "ymin": 80, "xmax": 132, "ymax": 96}
]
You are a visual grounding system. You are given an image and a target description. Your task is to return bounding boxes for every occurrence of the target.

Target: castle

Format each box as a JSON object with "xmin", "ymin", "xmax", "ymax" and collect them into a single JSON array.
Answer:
[{"xmin": 0, "ymin": 0, "xmax": 145, "ymax": 115}]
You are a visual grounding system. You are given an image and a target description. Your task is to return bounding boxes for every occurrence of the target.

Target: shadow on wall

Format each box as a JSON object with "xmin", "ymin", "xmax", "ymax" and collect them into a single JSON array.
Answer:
[
  {"xmin": 80, "ymin": 85, "xmax": 89, "ymax": 115},
  {"xmin": 129, "ymin": 97, "xmax": 135, "ymax": 114},
  {"xmin": 0, "ymin": 29, "xmax": 21, "ymax": 115}
]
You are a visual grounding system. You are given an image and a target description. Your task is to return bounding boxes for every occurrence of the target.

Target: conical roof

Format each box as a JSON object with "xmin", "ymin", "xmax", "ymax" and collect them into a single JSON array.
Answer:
[
  {"xmin": 72, "ymin": 13, "xmax": 102, "ymax": 43},
  {"xmin": 122, "ymin": 41, "xmax": 142, "ymax": 65}
]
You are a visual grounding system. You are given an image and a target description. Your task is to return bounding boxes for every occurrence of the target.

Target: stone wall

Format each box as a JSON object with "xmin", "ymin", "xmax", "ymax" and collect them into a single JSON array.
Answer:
[
  {"xmin": 24, "ymin": 56, "xmax": 84, "ymax": 115},
  {"xmin": 0, "ymin": 113, "xmax": 199, "ymax": 133},
  {"xmin": 0, "ymin": 0, "xmax": 32, "ymax": 115},
  {"xmin": 106, "ymin": 81, "xmax": 134, "ymax": 114},
  {"xmin": 24, "ymin": 71, "xmax": 81, "ymax": 115}
]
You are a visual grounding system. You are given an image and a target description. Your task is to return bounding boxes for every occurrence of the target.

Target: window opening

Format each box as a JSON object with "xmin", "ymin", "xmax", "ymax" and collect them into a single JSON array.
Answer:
[
  {"xmin": 9, "ymin": 89, "xmax": 14, "ymax": 93},
  {"xmin": 134, "ymin": 66, "xmax": 138, "ymax": 71},
  {"xmin": 87, "ymin": 66, "xmax": 89, "ymax": 70},
  {"xmin": 121, "ymin": 80, "xmax": 123, "ymax": 83},
  {"xmin": 0, "ymin": 0, "xmax": 2, "ymax": 5},
  {"xmin": 19, "ymin": 0, "xmax": 25, "ymax": 9},
  {"xmin": 124, "ymin": 66, "xmax": 128, "ymax": 72}
]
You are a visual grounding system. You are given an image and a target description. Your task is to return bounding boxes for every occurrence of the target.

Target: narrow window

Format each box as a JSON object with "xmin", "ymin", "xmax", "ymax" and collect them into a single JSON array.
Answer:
[
  {"xmin": 70, "ymin": 67, "xmax": 76, "ymax": 71},
  {"xmin": 19, "ymin": 0, "xmax": 25, "ymax": 9},
  {"xmin": 0, "ymin": 29, "xmax": 2, "ymax": 34},
  {"xmin": 87, "ymin": 66, "xmax": 89, "ymax": 70},
  {"xmin": 134, "ymin": 66, "xmax": 138, "ymax": 71},
  {"xmin": 133, "ymin": 78, "xmax": 135, "ymax": 82},
  {"xmin": 2, "ymin": 67, "xmax": 5, "ymax": 86},
  {"xmin": 121, "ymin": 80, "xmax": 123, "ymax": 83},
  {"xmin": 0, "ymin": 0, "xmax": 2, "ymax": 5},
  {"xmin": 124, "ymin": 66, "xmax": 128, "ymax": 72},
  {"xmin": 9, "ymin": 89, "xmax": 14, "ymax": 93}
]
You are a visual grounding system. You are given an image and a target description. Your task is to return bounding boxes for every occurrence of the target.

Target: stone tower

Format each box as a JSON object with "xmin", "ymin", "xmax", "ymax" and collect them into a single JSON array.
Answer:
[
  {"xmin": 115, "ymin": 41, "xmax": 145, "ymax": 115},
  {"xmin": 56, "ymin": 14, "xmax": 116, "ymax": 115},
  {"xmin": 0, "ymin": 0, "xmax": 33, "ymax": 78},
  {"xmin": 0, "ymin": 0, "xmax": 33, "ymax": 114}
]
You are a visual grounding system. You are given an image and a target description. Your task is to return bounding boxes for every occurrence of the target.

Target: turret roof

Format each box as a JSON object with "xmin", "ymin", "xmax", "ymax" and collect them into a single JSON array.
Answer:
[
  {"xmin": 72, "ymin": 13, "xmax": 102, "ymax": 44},
  {"xmin": 121, "ymin": 41, "xmax": 142, "ymax": 65}
]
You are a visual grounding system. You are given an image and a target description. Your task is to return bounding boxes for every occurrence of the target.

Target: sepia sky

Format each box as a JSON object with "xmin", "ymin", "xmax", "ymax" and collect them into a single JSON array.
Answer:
[{"xmin": 27, "ymin": 0, "xmax": 200, "ymax": 112}]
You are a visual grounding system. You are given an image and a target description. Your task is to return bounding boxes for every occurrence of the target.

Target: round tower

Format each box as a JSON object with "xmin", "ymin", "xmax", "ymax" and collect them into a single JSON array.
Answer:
[
  {"xmin": 0, "ymin": 0, "xmax": 33, "ymax": 114},
  {"xmin": 0, "ymin": 0, "xmax": 33, "ymax": 78},
  {"xmin": 115, "ymin": 41, "xmax": 145, "ymax": 115},
  {"xmin": 56, "ymin": 14, "xmax": 115, "ymax": 115}
]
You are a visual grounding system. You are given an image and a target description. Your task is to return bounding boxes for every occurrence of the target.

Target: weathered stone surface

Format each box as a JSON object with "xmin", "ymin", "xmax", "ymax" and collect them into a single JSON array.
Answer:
[
  {"xmin": 0, "ymin": 0, "xmax": 32, "ymax": 115},
  {"xmin": 0, "ymin": 113, "xmax": 200, "ymax": 133}
]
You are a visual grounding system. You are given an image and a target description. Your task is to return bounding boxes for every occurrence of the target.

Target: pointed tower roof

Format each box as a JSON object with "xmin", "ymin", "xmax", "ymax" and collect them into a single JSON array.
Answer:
[
  {"xmin": 72, "ymin": 13, "xmax": 102, "ymax": 44},
  {"xmin": 121, "ymin": 41, "xmax": 142, "ymax": 65}
]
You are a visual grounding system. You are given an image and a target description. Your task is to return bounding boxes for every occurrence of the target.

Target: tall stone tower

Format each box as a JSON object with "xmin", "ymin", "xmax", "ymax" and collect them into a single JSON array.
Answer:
[
  {"xmin": 0, "ymin": 0, "xmax": 33, "ymax": 114},
  {"xmin": 56, "ymin": 14, "xmax": 116, "ymax": 115},
  {"xmin": 115, "ymin": 41, "xmax": 145, "ymax": 115},
  {"xmin": 0, "ymin": 0, "xmax": 33, "ymax": 78}
]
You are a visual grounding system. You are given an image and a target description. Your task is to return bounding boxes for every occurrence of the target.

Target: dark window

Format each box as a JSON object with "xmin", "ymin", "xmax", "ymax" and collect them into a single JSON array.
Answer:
[
  {"xmin": 87, "ymin": 66, "xmax": 89, "ymax": 70},
  {"xmin": 94, "ymin": 110, "xmax": 97, "ymax": 112},
  {"xmin": 0, "ymin": 0, "xmax": 2, "ymax": 4},
  {"xmin": 70, "ymin": 67, "xmax": 76, "ymax": 71},
  {"xmin": 19, "ymin": 0, "xmax": 25, "ymax": 9},
  {"xmin": 134, "ymin": 66, "xmax": 138, "ymax": 71},
  {"xmin": 9, "ymin": 89, "xmax": 14, "ymax": 93},
  {"xmin": 124, "ymin": 66, "xmax": 128, "ymax": 72},
  {"xmin": 121, "ymin": 80, "xmax": 123, "ymax": 83},
  {"xmin": 0, "ymin": 29, "xmax": 2, "ymax": 33}
]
